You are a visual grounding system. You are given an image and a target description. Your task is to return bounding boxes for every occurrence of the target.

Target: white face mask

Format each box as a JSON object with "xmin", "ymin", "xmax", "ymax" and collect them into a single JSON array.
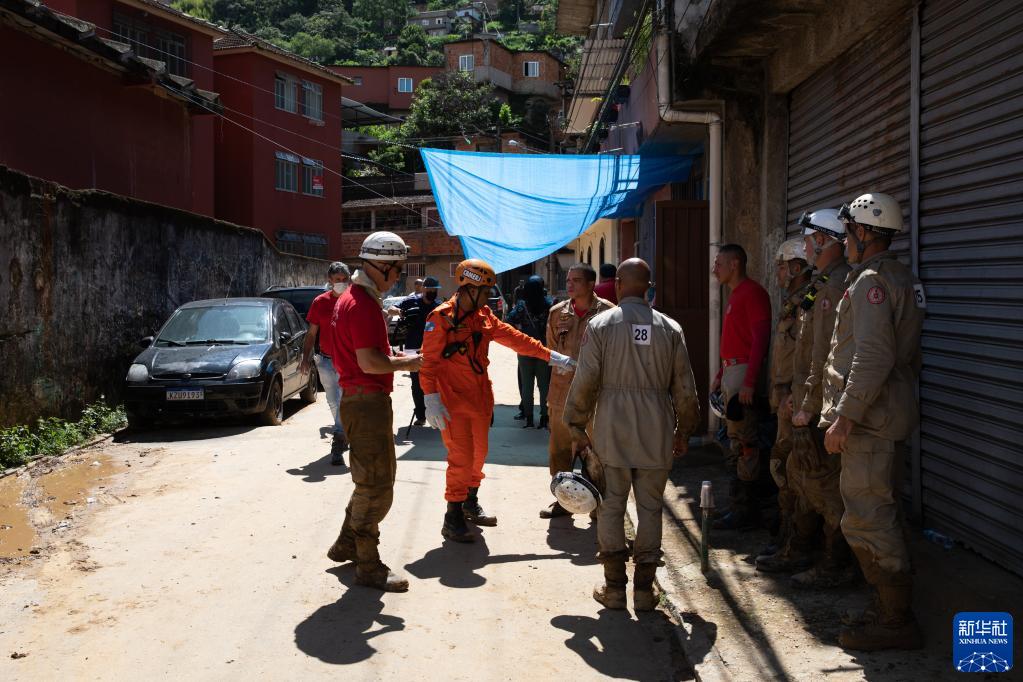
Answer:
[{"xmin": 332, "ymin": 282, "xmax": 349, "ymax": 295}]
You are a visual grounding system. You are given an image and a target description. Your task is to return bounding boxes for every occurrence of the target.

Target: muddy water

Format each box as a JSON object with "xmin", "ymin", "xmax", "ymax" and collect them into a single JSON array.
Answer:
[
  {"xmin": 39, "ymin": 454, "xmax": 121, "ymax": 518},
  {"xmin": 0, "ymin": 476, "xmax": 34, "ymax": 559}
]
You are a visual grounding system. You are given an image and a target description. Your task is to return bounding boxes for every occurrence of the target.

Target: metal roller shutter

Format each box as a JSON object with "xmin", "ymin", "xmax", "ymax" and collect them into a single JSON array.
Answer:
[
  {"xmin": 786, "ymin": 13, "xmax": 912, "ymax": 250},
  {"xmin": 918, "ymin": 0, "xmax": 1023, "ymax": 575}
]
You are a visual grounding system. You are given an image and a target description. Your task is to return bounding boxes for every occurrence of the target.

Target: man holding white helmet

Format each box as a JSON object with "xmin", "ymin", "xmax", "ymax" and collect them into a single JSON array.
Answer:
[
  {"xmin": 322, "ymin": 231, "xmax": 423, "ymax": 593},
  {"xmin": 564, "ymin": 259, "xmax": 700, "ymax": 612},
  {"xmin": 820, "ymin": 193, "xmax": 926, "ymax": 650}
]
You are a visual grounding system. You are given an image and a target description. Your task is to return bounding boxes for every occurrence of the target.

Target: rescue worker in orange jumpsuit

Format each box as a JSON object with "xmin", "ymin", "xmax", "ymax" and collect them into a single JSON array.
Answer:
[{"xmin": 420, "ymin": 259, "xmax": 575, "ymax": 542}]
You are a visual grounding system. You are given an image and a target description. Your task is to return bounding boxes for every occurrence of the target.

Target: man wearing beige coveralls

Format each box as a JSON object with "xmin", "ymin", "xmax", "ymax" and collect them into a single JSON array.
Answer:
[{"xmin": 564, "ymin": 259, "xmax": 700, "ymax": 612}]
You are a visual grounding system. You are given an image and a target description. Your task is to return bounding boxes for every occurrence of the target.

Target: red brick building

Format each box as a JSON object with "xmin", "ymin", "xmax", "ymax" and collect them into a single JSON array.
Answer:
[
  {"xmin": 330, "ymin": 65, "xmax": 441, "ymax": 116},
  {"xmin": 443, "ymin": 37, "xmax": 566, "ymax": 102},
  {"xmin": 212, "ymin": 31, "xmax": 348, "ymax": 259},
  {"xmin": 0, "ymin": 0, "xmax": 222, "ymax": 215}
]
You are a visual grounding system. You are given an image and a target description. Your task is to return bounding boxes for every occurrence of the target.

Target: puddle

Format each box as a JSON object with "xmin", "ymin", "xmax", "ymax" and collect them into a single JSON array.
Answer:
[
  {"xmin": 39, "ymin": 454, "xmax": 122, "ymax": 518},
  {"xmin": 0, "ymin": 476, "xmax": 35, "ymax": 559}
]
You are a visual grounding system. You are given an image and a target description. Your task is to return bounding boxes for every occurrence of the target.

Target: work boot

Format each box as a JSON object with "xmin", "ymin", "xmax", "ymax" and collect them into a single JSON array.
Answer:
[
  {"xmin": 513, "ymin": 410, "xmax": 525, "ymax": 421},
  {"xmin": 463, "ymin": 487, "xmax": 497, "ymax": 526},
  {"xmin": 442, "ymin": 501, "xmax": 475, "ymax": 543},
  {"xmin": 755, "ymin": 535, "xmax": 813, "ymax": 573},
  {"xmin": 791, "ymin": 528, "xmax": 856, "ymax": 588},
  {"xmin": 326, "ymin": 535, "xmax": 356, "ymax": 563},
  {"xmin": 633, "ymin": 563, "xmax": 659, "ymax": 612},
  {"xmin": 355, "ymin": 563, "xmax": 410, "ymax": 593},
  {"xmin": 842, "ymin": 592, "xmax": 881, "ymax": 627},
  {"xmin": 839, "ymin": 574, "xmax": 922, "ymax": 650},
  {"xmin": 414, "ymin": 414, "xmax": 426, "ymax": 426},
  {"xmin": 593, "ymin": 560, "xmax": 628, "ymax": 610},
  {"xmin": 330, "ymin": 434, "xmax": 347, "ymax": 466},
  {"xmin": 523, "ymin": 416, "xmax": 535, "ymax": 428},
  {"xmin": 538, "ymin": 415, "xmax": 549, "ymax": 430},
  {"xmin": 540, "ymin": 501, "xmax": 571, "ymax": 519}
]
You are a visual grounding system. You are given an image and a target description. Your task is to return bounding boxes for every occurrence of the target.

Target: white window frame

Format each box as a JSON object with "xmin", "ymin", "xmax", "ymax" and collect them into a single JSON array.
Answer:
[
  {"xmin": 274, "ymin": 73, "xmax": 297, "ymax": 113},
  {"xmin": 274, "ymin": 151, "xmax": 300, "ymax": 192},
  {"xmin": 436, "ymin": 17, "xmax": 445, "ymax": 25},
  {"xmin": 406, "ymin": 262, "xmax": 426, "ymax": 278},
  {"xmin": 301, "ymin": 81, "xmax": 323, "ymax": 121},
  {"xmin": 458, "ymin": 54, "xmax": 474, "ymax": 72},
  {"xmin": 397, "ymin": 77, "xmax": 413, "ymax": 93},
  {"xmin": 523, "ymin": 60, "xmax": 539, "ymax": 78},
  {"xmin": 301, "ymin": 158, "xmax": 324, "ymax": 197}
]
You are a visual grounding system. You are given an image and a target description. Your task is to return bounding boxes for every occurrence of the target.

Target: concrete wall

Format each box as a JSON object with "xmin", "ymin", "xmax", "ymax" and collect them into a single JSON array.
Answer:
[{"xmin": 0, "ymin": 167, "xmax": 328, "ymax": 428}]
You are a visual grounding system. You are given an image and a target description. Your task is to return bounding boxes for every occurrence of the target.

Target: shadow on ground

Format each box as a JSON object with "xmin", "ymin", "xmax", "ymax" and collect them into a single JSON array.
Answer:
[{"xmin": 114, "ymin": 401, "xmax": 309, "ymax": 443}]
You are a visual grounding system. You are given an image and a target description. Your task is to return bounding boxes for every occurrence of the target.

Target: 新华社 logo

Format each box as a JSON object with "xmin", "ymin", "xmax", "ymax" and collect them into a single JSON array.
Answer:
[{"xmin": 953, "ymin": 612, "xmax": 1013, "ymax": 673}]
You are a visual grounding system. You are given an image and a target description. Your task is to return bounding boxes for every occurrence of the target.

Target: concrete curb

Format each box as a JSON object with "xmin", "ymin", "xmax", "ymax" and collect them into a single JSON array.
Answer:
[
  {"xmin": 626, "ymin": 495, "xmax": 732, "ymax": 682},
  {"xmin": 1, "ymin": 432, "xmax": 116, "ymax": 480}
]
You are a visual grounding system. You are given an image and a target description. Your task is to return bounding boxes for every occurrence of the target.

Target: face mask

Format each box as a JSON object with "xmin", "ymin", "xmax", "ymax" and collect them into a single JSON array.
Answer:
[
  {"xmin": 425, "ymin": 291, "xmax": 438, "ymax": 302},
  {"xmin": 332, "ymin": 282, "xmax": 349, "ymax": 295}
]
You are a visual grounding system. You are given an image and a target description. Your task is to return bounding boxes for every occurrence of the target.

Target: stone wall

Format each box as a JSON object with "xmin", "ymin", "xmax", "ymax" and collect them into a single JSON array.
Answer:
[{"xmin": 0, "ymin": 166, "xmax": 329, "ymax": 427}]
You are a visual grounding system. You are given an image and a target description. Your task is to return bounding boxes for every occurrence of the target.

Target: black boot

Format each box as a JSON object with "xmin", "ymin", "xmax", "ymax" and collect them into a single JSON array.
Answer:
[
  {"xmin": 442, "ymin": 501, "xmax": 475, "ymax": 543},
  {"xmin": 513, "ymin": 410, "xmax": 525, "ymax": 421},
  {"xmin": 330, "ymin": 434, "xmax": 347, "ymax": 466},
  {"xmin": 523, "ymin": 416, "xmax": 535, "ymax": 428},
  {"xmin": 463, "ymin": 487, "xmax": 497, "ymax": 526},
  {"xmin": 538, "ymin": 415, "xmax": 549, "ymax": 429}
]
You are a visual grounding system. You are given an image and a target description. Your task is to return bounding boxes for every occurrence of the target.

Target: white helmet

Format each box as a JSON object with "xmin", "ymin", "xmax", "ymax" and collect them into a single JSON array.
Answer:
[
  {"xmin": 710, "ymin": 390, "xmax": 725, "ymax": 420},
  {"xmin": 359, "ymin": 231, "xmax": 409, "ymax": 261},
  {"xmin": 776, "ymin": 237, "xmax": 806, "ymax": 263},
  {"xmin": 838, "ymin": 193, "xmax": 904, "ymax": 233},
  {"xmin": 551, "ymin": 471, "xmax": 601, "ymax": 514},
  {"xmin": 798, "ymin": 208, "xmax": 845, "ymax": 240}
]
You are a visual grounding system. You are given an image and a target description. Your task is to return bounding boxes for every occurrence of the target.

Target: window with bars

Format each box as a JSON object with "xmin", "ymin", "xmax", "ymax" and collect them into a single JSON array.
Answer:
[
  {"xmin": 275, "ymin": 74, "xmax": 297, "ymax": 113},
  {"xmin": 275, "ymin": 151, "xmax": 299, "ymax": 192},
  {"xmin": 276, "ymin": 231, "xmax": 327, "ymax": 259},
  {"xmin": 301, "ymin": 158, "xmax": 324, "ymax": 196},
  {"xmin": 458, "ymin": 54, "xmax": 474, "ymax": 71},
  {"xmin": 523, "ymin": 61, "xmax": 539, "ymax": 77},
  {"xmin": 405, "ymin": 263, "xmax": 426, "ymax": 278},
  {"xmin": 301, "ymin": 81, "xmax": 323, "ymax": 120},
  {"xmin": 397, "ymin": 77, "xmax": 413, "ymax": 93}
]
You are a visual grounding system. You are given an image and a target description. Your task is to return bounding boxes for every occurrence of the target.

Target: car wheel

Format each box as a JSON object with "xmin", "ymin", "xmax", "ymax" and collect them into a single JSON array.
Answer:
[
  {"xmin": 300, "ymin": 367, "xmax": 318, "ymax": 404},
  {"xmin": 259, "ymin": 379, "xmax": 284, "ymax": 426}
]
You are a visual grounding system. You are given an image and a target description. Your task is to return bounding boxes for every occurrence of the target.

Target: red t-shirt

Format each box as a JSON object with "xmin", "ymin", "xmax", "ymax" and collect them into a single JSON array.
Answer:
[
  {"xmin": 720, "ymin": 278, "xmax": 772, "ymax": 388},
  {"xmin": 306, "ymin": 290, "xmax": 338, "ymax": 357},
  {"xmin": 328, "ymin": 284, "xmax": 393, "ymax": 393},
  {"xmin": 593, "ymin": 280, "xmax": 618, "ymax": 304}
]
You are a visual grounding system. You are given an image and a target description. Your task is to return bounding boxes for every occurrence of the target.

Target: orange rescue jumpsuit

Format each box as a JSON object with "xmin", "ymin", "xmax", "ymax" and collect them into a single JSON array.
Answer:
[{"xmin": 420, "ymin": 297, "xmax": 551, "ymax": 502}]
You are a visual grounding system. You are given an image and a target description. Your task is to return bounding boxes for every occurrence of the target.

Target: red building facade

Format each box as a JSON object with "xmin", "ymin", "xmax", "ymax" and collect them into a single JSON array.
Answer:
[
  {"xmin": 212, "ymin": 33, "xmax": 347, "ymax": 259},
  {"xmin": 330, "ymin": 65, "xmax": 441, "ymax": 115}
]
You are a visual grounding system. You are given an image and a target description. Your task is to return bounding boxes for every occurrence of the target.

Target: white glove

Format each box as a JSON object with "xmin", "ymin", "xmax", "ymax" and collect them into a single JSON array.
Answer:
[
  {"xmin": 548, "ymin": 351, "xmax": 576, "ymax": 370},
  {"xmin": 424, "ymin": 393, "xmax": 450, "ymax": 431}
]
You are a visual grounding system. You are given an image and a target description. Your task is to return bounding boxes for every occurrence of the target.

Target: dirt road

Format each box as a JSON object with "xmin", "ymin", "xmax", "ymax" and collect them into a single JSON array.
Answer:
[{"xmin": 0, "ymin": 345, "xmax": 687, "ymax": 681}]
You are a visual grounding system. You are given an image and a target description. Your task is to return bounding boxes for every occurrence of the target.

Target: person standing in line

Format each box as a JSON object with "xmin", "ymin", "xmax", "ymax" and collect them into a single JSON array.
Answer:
[
  {"xmin": 420, "ymin": 259, "xmax": 574, "ymax": 543},
  {"xmin": 322, "ymin": 232, "xmax": 422, "ymax": 593},
  {"xmin": 539, "ymin": 262, "xmax": 614, "ymax": 519},
  {"xmin": 820, "ymin": 193, "xmax": 926, "ymax": 650},
  {"xmin": 300, "ymin": 261, "xmax": 352, "ymax": 466},
  {"xmin": 398, "ymin": 276, "xmax": 442, "ymax": 425},
  {"xmin": 564, "ymin": 258, "xmax": 700, "ymax": 611},
  {"xmin": 505, "ymin": 275, "xmax": 554, "ymax": 428},
  {"xmin": 593, "ymin": 263, "xmax": 619, "ymax": 304},
  {"xmin": 710, "ymin": 244, "xmax": 773, "ymax": 530}
]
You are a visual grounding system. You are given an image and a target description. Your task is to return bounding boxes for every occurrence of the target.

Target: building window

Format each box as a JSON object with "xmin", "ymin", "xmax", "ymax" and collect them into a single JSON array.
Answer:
[
  {"xmin": 449, "ymin": 262, "xmax": 461, "ymax": 278},
  {"xmin": 275, "ymin": 151, "xmax": 300, "ymax": 192},
  {"xmin": 599, "ymin": 237, "xmax": 605, "ymax": 266},
  {"xmin": 459, "ymin": 54, "xmax": 474, "ymax": 71},
  {"xmin": 275, "ymin": 74, "xmax": 297, "ymax": 113},
  {"xmin": 422, "ymin": 19, "xmax": 429, "ymax": 25},
  {"xmin": 112, "ymin": 12, "xmax": 189, "ymax": 77},
  {"xmin": 406, "ymin": 262, "xmax": 426, "ymax": 278},
  {"xmin": 345, "ymin": 212, "xmax": 374, "ymax": 232},
  {"xmin": 301, "ymin": 158, "xmax": 324, "ymax": 196},
  {"xmin": 276, "ymin": 231, "xmax": 327, "ymax": 259},
  {"xmin": 587, "ymin": 246, "xmax": 592, "ymax": 265},
  {"xmin": 397, "ymin": 77, "xmax": 413, "ymax": 93},
  {"xmin": 523, "ymin": 61, "xmax": 539, "ymax": 78},
  {"xmin": 352, "ymin": 76, "xmax": 363, "ymax": 86},
  {"xmin": 301, "ymin": 81, "xmax": 323, "ymax": 120},
  {"xmin": 436, "ymin": 18, "xmax": 446, "ymax": 25}
]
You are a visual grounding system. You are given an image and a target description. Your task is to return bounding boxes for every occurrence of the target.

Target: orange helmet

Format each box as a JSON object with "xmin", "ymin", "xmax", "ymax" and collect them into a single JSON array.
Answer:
[{"xmin": 456, "ymin": 259, "xmax": 497, "ymax": 287}]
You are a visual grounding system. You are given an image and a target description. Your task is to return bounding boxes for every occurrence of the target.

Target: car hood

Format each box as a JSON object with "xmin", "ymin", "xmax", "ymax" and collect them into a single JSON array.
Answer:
[{"xmin": 137, "ymin": 343, "xmax": 270, "ymax": 376}]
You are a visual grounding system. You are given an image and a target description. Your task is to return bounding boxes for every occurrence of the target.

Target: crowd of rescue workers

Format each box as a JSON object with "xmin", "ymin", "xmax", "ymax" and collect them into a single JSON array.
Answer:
[{"xmin": 296, "ymin": 191, "xmax": 926, "ymax": 653}]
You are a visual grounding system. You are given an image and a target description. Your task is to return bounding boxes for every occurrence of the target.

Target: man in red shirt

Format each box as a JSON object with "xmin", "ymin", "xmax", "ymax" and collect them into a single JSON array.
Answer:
[
  {"xmin": 593, "ymin": 263, "xmax": 619, "ymax": 304},
  {"xmin": 711, "ymin": 244, "xmax": 772, "ymax": 529},
  {"xmin": 300, "ymin": 262, "xmax": 351, "ymax": 466},
  {"xmin": 323, "ymin": 232, "xmax": 422, "ymax": 593}
]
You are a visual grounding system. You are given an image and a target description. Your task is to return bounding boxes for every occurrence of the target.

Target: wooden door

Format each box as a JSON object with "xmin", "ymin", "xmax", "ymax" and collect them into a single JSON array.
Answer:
[{"xmin": 619, "ymin": 219, "xmax": 636, "ymax": 261}]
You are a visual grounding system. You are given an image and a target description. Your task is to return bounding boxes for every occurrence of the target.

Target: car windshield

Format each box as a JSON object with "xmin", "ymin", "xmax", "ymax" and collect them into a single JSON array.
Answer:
[
  {"xmin": 266, "ymin": 289, "xmax": 322, "ymax": 316},
  {"xmin": 155, "ymin": 305, "xmax": 270, "ymax": 347}
]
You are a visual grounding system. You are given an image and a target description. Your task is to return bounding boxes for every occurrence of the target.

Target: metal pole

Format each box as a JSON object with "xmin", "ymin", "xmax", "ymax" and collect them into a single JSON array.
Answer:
[{"xmin": 699, "ymin": 480, "xmax": 714, "ymax": 573}]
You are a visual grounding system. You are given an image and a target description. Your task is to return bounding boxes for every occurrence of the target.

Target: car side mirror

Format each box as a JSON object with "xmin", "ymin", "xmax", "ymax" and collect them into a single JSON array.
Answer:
[
  {"xmin": 140, "ymin": 336, "xmax": 154, "ymax": 348},
  {"xmin": 279, "ymin": 331, "xmax": 292, "ymax": 343}
]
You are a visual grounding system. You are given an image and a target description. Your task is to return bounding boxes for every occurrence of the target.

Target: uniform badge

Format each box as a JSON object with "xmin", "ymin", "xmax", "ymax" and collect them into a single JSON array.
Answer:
[
  {"xmin": 867, "ymin": 286, "xmax": 886, "ymax": 305},
  {"xmin": 424, "ymin": 321, "xmax": 436, "ymax": 332}
]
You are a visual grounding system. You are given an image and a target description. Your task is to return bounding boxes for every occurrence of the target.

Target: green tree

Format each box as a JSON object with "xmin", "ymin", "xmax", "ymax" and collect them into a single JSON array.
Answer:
[
  {"xmin": 401, "ymin": 72, "xmax": 500, "ymax": 140},
  {"xmin": 288, "ymin": 31, "xmax": 336, "ymax": 62},
  {"xmin": 394, "ymin": 24, "xmax": 429, "ymax": 66},
  {"xmin": 352, "ymin": 0, "xmax": 410, "ymax": 38},
  {"xmin": 171, "ymin": 0, "xmax": 213, "ymax": 20}
]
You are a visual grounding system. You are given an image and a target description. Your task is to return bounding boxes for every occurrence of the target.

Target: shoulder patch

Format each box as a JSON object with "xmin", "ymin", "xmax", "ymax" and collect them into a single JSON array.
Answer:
[
  {"xmin": 867, "ymin": 286, "xmax": 886, "ymax": 305},
  {"xmin": 424, "ymin": 321, "xmax": 436, "ymax": 332}
]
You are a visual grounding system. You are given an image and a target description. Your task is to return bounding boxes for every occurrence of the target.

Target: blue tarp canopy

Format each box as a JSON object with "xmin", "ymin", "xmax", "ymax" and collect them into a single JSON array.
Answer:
[{"xmin": 420, "ymin": 149, "xmax": 696, "ymax": 273}]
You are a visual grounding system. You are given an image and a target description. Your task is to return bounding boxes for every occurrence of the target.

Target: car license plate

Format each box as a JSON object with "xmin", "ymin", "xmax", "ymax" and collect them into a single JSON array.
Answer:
[{"xmin": 166, "ymin": 388, "xmax": 204, "ymax": 401}]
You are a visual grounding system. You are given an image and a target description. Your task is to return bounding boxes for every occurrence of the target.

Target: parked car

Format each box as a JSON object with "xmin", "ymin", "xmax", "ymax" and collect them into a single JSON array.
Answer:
[
  {"xmin": 260, "ymin": 285, "xmax": 326, "ymax": 317},
  {"xmin": 123, "ymin": 298, "xmax": 317, "ymax": 428}
]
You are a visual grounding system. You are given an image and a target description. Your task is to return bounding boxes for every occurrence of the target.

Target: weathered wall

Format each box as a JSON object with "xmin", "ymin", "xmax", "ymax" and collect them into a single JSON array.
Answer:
[{"xmin": 0, "ymin": 167, "xmax": 328, "ymax": 428}]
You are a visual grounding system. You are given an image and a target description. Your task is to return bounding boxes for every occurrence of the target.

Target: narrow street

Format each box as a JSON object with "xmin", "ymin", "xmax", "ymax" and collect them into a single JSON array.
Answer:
[{"xmin": 0, "ymin": 345, "xmax": 687, "ymax": 681}]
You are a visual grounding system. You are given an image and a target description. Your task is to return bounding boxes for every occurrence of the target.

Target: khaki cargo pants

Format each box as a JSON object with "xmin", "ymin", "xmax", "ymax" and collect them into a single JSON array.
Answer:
[
  {"xmin": 787, "ymin": 424, "xmax": 844, "ymax": 531},
  {"xmin": 597, "ymin": 466, "xmax": 670, "ymax": 566},
  {"xmin": 335, "ymin": 392, "xmax": 397, "ymax": 572}
]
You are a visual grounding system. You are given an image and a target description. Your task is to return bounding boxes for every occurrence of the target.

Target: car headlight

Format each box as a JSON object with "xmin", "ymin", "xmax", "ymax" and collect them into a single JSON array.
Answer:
[
  {"xmin": 126, "ymin": 363, "xmax": 149, "ymax": 383},
  {"xmin": 226, "ymin": 359, "xmax": 263, "ymax": 380}
]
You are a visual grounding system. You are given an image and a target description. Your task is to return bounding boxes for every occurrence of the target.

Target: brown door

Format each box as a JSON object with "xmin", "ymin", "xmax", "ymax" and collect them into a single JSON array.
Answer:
[
  {"xmin": 655, "ymin": 200, "xmax": 710, "ymax": 434},
  {"xmin": 619, "ymin": 220, "xmax": 636, "ymax": 260}
]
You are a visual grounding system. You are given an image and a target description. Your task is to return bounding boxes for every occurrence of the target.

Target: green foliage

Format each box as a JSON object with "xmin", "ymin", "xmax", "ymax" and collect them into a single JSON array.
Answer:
[
  {"xmin": 171, "ymin": 0, "xmax": 213, "ymax": 20},
  {"xmin": 351, "ymin": 0, "xmax": 410, "ymax": 39},
  {"xmin": 498, "ymin": 102, "xmax": 521, "ymax": 127},
  {"xmin": 288, "ymin": 31, "xmax": 337, "ymax": 62},
  {"xmin": 368, "ymin": 145, "xmax": 407, "ymax": 171},
  {"xmin": 401, "ymin": 72, "xmax": 500, "ymax": 140},
  {"xmin": 0, "ymin": 402, "xmax": 126, "ymax": 469}
]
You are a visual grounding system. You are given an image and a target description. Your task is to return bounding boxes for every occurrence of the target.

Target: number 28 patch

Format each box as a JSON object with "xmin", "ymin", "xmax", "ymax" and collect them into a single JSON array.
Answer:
[
  {"xmin": 867, "ymin": 286, "xmax": 886, "ymax": 305},
  {"xmin": 632, "ymin": 324, "xmax": 651, "ymax": 345}
]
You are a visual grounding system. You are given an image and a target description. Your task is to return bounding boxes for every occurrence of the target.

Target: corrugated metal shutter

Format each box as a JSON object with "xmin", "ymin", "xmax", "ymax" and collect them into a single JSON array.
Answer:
[
  {"xmin": 786, "ymin": 13, "xmax": 912, "ymax": 252},
  {"xmin": 917, "ymin": 0, "xmax": 1023, "ymax": 575}
]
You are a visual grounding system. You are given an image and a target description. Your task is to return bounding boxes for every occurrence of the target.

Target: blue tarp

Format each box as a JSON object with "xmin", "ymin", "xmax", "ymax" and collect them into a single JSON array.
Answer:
[{"xmin": 420, "ymin": 149, "xmax": 695, "ymax": 273}]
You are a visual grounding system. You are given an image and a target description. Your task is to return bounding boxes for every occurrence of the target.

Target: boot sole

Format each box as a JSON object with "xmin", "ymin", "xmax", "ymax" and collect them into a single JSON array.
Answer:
[
  {"xmin": 593, "ymin": 594, "xmax": 627, "ymax": 610},
  {"xmin": 355, "ymin": 577, "xmax": 409, "ymax": 593},
  {"xmin": 326, "ymin": 546, "xmax": 356, "ymax": 563}
]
